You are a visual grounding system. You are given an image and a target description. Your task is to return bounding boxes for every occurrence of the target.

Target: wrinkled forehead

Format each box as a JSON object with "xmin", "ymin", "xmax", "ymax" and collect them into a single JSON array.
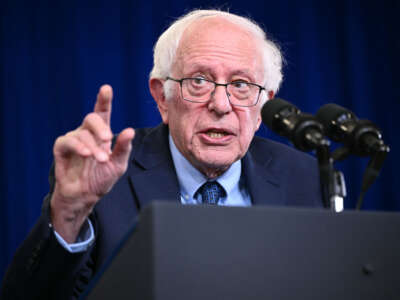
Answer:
[
  {"xmin": 173, "ymin": 16, "xmax": 265, "ymax": 81},
  {"xmin": 182, "ymin": 16, "xmax": 257, "ymax": 42}
]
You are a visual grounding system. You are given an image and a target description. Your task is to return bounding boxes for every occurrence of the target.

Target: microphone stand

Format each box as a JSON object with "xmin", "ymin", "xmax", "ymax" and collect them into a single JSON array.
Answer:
[
  {"xmin": 331, "ymin": 142, "xmax": 389, "ymax": 210},
  {"xmin": 356, "ymin": 145, "xmax": 389, "ymax": 209},
  {"xmin": 316, "ymin": 144, "xmax": 346, "ymax": 212}
]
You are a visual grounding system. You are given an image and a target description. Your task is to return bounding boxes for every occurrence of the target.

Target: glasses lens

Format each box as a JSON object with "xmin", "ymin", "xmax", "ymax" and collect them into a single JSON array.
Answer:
[
  {"xmin": 182, "ymin": 78, "xmax": 213, "ymax": 102},
  {"xmin": 227, "ymin": 82, "xmax": 259, "ymax": 106}
]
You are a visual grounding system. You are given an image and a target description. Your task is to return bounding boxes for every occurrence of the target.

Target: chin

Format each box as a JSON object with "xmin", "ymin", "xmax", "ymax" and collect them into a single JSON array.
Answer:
[{"xmin": 195, "ymin": 150, "xmax": 240, "ymax": 173}]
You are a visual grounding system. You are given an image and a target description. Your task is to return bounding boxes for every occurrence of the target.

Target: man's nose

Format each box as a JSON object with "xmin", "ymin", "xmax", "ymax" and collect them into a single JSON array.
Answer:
[{"xmin": 208, "ymin": 85, "xmax": 232, "ymax": 115}]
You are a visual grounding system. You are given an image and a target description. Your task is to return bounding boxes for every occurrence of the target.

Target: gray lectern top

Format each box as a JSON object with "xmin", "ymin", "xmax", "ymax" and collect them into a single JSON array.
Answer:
[{"xmin": 84, "ymin": 202, "xmax": 400, "ymax": 300}]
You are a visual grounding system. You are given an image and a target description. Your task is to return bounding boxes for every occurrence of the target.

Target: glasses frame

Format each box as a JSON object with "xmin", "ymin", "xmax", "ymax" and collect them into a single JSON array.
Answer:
[{"xmin": 166, "ymin": 76, "xmax": 265, "ymax": 107}]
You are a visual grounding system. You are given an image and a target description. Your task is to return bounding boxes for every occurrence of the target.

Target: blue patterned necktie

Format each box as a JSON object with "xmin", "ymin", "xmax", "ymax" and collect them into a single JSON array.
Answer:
[{"xmin": 197, "ymin": 181, "xmax": 226, "ymax": 205}]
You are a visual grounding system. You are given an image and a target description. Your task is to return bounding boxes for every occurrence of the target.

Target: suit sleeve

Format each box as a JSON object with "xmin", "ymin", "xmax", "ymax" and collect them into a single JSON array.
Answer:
[{"xmin": 0, "ymin": 168, "xmax": 98, "ymax": 300}]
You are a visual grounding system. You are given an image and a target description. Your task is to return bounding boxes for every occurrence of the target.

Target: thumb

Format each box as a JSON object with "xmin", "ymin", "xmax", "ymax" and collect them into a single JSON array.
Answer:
[{"xmin": 111, "ymin": 128, "xmax": 135, "ymax": 167}]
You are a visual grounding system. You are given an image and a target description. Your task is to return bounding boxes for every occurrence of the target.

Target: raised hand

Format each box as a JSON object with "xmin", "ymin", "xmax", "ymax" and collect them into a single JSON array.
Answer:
[{"xmin": 50, "ymin": 85, "xmax": 135, "ymax": 243}]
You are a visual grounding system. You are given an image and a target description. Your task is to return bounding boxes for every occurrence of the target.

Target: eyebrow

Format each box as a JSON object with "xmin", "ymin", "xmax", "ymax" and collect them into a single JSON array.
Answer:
[
  {"xmin": 184, "ymin": 64, "xmax": 256, "ymax": 82},
  {"xmin": 183, "ymin": 64, "xmax": 213, "ymax": 75}
]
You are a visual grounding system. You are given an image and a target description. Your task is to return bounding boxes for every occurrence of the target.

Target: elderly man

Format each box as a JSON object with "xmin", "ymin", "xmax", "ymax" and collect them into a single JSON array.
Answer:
[{"xmin": 1, "ymin": 9, "xmax": 321, "ymax": 300}]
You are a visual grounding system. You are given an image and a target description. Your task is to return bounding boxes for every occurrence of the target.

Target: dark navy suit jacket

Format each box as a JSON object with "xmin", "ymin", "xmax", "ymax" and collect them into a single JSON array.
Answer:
[{"xmin": 1, "ymin": 124, "xmax": 322, "ymax": 300}]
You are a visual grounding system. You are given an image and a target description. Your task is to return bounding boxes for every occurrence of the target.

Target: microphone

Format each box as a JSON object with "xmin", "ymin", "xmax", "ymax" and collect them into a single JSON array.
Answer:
[
  {"xmin": 315, "ymin": 103, "xmax": 388, "ymax": 157},
  {"xmin": 261, "ymin": 98, "xmax": 328, "ymax": 151},
  {"xmin": 316, "ymin": 103, "xmax": 390, "ymax": 209}
]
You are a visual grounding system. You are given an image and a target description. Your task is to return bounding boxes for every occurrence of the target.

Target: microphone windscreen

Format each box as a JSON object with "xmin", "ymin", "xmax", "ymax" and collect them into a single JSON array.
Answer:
[
  {"xmin": 315, "ymin": 103, "xmax": 356, "ymax": 128},
  {"xmin": 261, "ymin": 98, "xmax": 297, "ymax": 130}
]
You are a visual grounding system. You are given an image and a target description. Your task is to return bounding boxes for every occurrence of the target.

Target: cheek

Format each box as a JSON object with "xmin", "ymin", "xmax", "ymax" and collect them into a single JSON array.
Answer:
[
  {"xmin": 238, "ymin": 110, "xmax": 261, "ymax": 146},
  {"xmin": 169, "ymin": 102, "xmax": 201, "ymax": 148}
]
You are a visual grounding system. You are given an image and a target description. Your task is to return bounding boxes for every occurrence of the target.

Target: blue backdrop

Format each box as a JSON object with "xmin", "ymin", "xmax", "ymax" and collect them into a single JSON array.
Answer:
[{"xmin": 1, "ymin": 0, "xmax": 399, "ymax": 281}]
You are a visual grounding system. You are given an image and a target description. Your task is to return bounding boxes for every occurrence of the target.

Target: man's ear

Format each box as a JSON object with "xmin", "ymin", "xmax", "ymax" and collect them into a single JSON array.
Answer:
[
  {"xmin": 255, "ymin": 90, "xmax": 274, "ymax": 130},
  {"xmin": 149, "ymin": 78, "xmax": 169, "ymax": 124}
]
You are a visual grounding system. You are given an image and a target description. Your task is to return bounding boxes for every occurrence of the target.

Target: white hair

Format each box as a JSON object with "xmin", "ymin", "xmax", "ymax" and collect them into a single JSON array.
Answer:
[{"xmin": 150, "ymin": 9, "xmax": 284, "ymax": 100}]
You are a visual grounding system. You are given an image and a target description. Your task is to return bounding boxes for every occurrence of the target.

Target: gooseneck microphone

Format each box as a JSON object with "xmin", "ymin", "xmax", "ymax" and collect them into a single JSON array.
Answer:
[
  {"xmin": 261, "ymin": 98, "xmax": 328, "ymax": 151},
  {"xmin": 315, "ymin": 103, "xmax": 388, "ymax": 157},
  {"xmin": 262, "ymin": 99, "xmax": 389, "ymax": 211},
  {"xmin": 316, "ymin": 103, "xmax": 389, "ymax": 209},
  {"xmin": 262, "ymin": 98, "xmax": 344, "ymax": 210}
]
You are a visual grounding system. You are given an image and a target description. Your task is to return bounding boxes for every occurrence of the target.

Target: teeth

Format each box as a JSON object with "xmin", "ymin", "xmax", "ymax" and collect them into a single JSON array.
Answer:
[{"xmin": 206, "ymin": 132, "xmax": 227, "ymax": 138}]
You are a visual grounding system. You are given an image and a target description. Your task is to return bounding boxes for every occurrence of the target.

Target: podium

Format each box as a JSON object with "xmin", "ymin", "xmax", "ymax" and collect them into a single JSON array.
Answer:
[{"xmin": 84, "ymin": 202, "xmax": 400, "ymax": 300}]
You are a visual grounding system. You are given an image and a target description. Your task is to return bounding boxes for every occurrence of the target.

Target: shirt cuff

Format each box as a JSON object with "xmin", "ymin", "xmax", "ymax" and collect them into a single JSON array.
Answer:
[{"xmin": 53, "ymin": 219, "xmax": 95, "ymax": 253}]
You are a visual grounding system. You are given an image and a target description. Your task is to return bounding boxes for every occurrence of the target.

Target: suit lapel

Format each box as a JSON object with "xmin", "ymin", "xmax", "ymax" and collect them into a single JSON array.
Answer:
[
  {"xmin": 243, "ymin": 141, "xmax": 285, "ymax": 206},
  {"xmin": 126, "ymin": 125, "xmax": 285, "ymax": 208},
  {"xmin": 126, "ymin": 124, "xmax": 181, "ymax": 209}
]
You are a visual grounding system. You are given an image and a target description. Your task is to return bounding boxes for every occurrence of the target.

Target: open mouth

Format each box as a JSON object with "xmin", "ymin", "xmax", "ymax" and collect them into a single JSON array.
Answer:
[
  {"xmin": 200, "ymin": 128, "xmax": 234, "ymax": 143},
  {"xmin": 205, "ymin": 131, "xmax": 229, "ymax": 138}
]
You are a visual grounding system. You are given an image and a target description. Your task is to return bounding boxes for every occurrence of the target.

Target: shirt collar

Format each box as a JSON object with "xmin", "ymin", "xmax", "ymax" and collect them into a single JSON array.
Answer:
[{"xmin": 168, "ymin": 134, "xmax": 241, "ymax": 199}]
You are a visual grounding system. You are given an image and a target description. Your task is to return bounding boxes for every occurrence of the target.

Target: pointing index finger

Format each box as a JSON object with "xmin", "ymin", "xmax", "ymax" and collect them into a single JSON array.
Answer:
[{"xmin": 94, "ymin": 84, "xmax": 113, "ymax": 126}]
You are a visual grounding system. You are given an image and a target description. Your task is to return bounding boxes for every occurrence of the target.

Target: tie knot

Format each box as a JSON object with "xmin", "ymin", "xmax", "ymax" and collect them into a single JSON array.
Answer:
[{"xmin": 197, "ymin": 181, "xmax": 226, "ymax": 205}]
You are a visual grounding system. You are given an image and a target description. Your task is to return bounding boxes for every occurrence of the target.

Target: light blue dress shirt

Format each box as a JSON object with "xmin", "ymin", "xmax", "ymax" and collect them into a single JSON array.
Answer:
[
  {"xmin": 53, "ymin": 219, "xmax": 94, "ymax": 253},
  {"xmin": 169, "ymin": 135, "xmax": 252, "ymax": 207},
  {"xmin": 54, "ymin": 133, "xmax": 252, "ymax": 252}
]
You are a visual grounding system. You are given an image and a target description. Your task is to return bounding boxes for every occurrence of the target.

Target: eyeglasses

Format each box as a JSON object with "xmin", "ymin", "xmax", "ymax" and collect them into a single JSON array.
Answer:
[{"xmin": 166, "ymin": 77, "xmax": 265, "ymax": 107}]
